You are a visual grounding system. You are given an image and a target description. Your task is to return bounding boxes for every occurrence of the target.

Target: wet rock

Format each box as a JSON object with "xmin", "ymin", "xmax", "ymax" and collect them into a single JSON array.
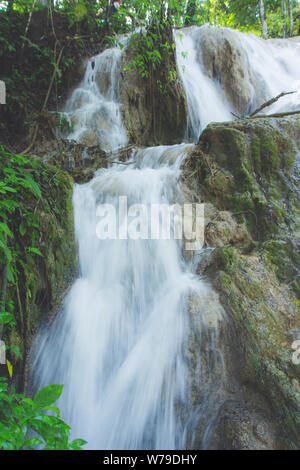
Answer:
[
  {"xmin": 182, "ymin": 116, "xmax": 300, "ymax": 449},
  {"xmin": 120, "ymin": 27, "xmax": 188, "ymax": 146},
  {"xmin": 211, "ymin": 250, "xmax": 300, "ymax": 449},
  {"xmin": 206, "ymin": 400, "xmax": 278, "ymax": 450},
  {"xmin": 205, "ymin": 210, "xmax": 251, "ymax": 248},
  {"xmin": 183, "ymin": 116, "xmax": 300, "ymax": 241},
  {"xmin": 194, "ymin": 26, "xmax": 268, "ymax": 116}
]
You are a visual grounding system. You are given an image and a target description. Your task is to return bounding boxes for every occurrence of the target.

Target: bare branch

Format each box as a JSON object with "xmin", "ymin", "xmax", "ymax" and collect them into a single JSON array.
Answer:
[
  {"xmin": 249, "ymin": 91, "xmax": 296, "ymax": 117},
  {"xmin": 248, "ymin": 110, "xmax": 300, "ymax": 119}
]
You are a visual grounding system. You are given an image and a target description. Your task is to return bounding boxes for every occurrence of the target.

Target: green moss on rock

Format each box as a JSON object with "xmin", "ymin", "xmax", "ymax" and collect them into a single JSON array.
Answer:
[{"xmin": 211, "ymin": 247, "xmax": 300, "ymax": 449}]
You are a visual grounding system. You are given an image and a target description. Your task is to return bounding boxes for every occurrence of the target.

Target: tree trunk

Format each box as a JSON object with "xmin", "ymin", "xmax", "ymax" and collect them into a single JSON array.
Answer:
[
  {"xmin": 281, "ymin": 0, "xmax": 286, "ymax": 38},
  {"xmin": 258, "ymin": 0, "xmax": 268, "ymax": 40},
  {"xmin": 288, "ymin": 0, "xmax": 293, "ymax": 37}
]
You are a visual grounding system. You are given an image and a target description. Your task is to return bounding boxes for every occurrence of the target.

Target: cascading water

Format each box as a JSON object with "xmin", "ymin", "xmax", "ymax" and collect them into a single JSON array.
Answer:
[
  {"xmin": 31, "ymin": 143, "xmax": 225, "ymax": 449},
  {"xmin": 175, "ymin": 28, "xmax": 233, "ymax": 141},
  {"xmin": 30, "ymin": 25, "xmax": 300, "ymax": 450},
  {"xmin": 175, "ymin": 25, "xmax": 300, "ymax": 141},
  {"xmin": 62, "ymin": 40, "xmax": 128, "ymax": 152}
]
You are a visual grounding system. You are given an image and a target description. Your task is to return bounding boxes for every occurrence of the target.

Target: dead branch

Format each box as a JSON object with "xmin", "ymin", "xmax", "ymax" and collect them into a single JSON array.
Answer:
[
  {"xmin": 248, "ymin": 110, "xmax": 300, "ymax": 119},
  {"xmin": 109, "ymin": 160, "xmax": 136, "ymax": 165},
  {"xmin": 249, "ymin": 91, "xmax": 296, "ymax": 117},
  {"xmin": 231, "ymin": 111, "xmax": 242, "ymax": 119}
]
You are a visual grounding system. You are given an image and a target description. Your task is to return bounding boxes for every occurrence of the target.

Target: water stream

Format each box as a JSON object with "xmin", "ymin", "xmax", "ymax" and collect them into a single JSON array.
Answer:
[{"xmin": 30, "ymin": 25, "xmax": 300, "ymax": 449}]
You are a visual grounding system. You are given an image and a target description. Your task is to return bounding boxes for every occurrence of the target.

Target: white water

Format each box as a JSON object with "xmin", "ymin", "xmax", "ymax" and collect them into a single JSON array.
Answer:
[
  {"xmin": 62, "ymin": 41, "xmax": 128, "ymax": 152},
  {"xmin": 31, "ymin": 25, "xmax": 300, "ymax": 449},
  {"xmin": 175, "ymin": 26, "xmax": 300, "ymax": 141},
  {"xmin": 31, "ymin": 144, "xmax": 225, "ymax": 449},
  {"xmin": 175, "ymin": 28, "xmax": 233, "ymax": 141}
]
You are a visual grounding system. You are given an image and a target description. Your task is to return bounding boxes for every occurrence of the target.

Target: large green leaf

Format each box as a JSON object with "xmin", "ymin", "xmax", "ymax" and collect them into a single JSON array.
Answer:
[
  {"xmin": 33, "ymin": 384, "xmax": 64, "ymax": 409},
  {"xmin": 0, "ymin": 311, "xmax": 15, "ymax": 325},
  {"xmin": 0, "ymin": 222, "xmax": 13, "ymax": 239},
  {"xmin": 27, "ymin": 247, "xmax": 43, "ymax": 257},
  {"xmin": 70, "ymin": 438, "xmax": 87, "ymax": 450}
]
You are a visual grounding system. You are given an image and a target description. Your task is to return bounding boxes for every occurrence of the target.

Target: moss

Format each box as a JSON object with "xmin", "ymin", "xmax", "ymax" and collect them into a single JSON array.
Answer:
[
  {"xmin": 215, "ymin": 246, "xmax": 237, "ymax": 268},
  {"xmin": 213, "ymin": 252, "xmax": 300, "ymax": 448},
  {"xmin": 251, "ymin": 135, "xmax": 261, "ymax": 173},
  {"xmin": 262, "ymin": 239, "xmax": 300, "ymax": 298},
  {"xmin": 191, "ymin": 119, "xmax": 299, "ymax": 241},
  {"xmin": 234, "ymin": 165, "xmax": 255, "ymax": 193},
  {"xmin": 261, "ymin": 134, "xmax": 279, "ymax": 174}
]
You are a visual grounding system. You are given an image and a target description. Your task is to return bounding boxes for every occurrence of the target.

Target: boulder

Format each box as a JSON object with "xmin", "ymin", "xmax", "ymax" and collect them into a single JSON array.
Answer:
[{"xmin": 194, "ymin": 26, "xmax": 268, "ymax": 116}]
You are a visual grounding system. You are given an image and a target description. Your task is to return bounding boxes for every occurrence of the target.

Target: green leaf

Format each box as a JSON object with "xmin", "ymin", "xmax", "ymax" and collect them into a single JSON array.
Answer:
[
  {"xmin": 0, "ymin": 239, "xmax": 12, "ymax": 261},
  {"xmin": 27, "ymin": 247, "xmax": 43, "ymax": 257},
  {"xmin": 10, "ymin": 345, "xmax": 22, "ymax": 359},
  {"xmin": 0, "ymin": 222, "xmax": 13, "ymax": 239},
  {"xmin": 19, "ymin": 221, "xmax": 27, "ymax": 236},
  {"xmin": 70, "ymin": 438, "xmax": 87, "ymax": 448},
  {"xmin": 70, "ymin": 439, "xmax": 87, "ymax": 450},
  {"xmin": 22, "ymin": 174, "xmax": 42, "ymax": 199},
  {"xmin": 46, "ymin": 405, "xmax": 61, "ymax": 417},
  {"xmin": 0, "ymin": 311, "xmax": 15, "ymax": 325},
  {"xmin": 33, "ymin": 384, "xmax": 64, "ymax": 409},
  {"xmin": 24, "ymin": 437, "xmax": 43, "ymax": 447}
]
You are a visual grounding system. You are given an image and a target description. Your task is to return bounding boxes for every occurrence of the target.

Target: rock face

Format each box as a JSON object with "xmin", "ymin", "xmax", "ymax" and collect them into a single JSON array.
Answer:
[
  {"xmin": 120, "ymin": 27, "xmax": 188, "ymax": 146},
  {"xmin": 194, "ymin": 27, "xmax": 268, "ymax": 116},
  {"xmin": 182, "ymin": 116, "xmax": 300, "ymax": 449}
]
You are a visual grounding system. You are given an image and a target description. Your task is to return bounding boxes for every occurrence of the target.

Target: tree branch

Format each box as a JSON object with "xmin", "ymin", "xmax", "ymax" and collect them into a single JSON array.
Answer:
[
  {"xmin": 249, "ymin": 91, "xmax": 296, "ymax": 117},
  {"xmin": 248, "ymin": 110, "xmax": 300, "ymax": 119}
]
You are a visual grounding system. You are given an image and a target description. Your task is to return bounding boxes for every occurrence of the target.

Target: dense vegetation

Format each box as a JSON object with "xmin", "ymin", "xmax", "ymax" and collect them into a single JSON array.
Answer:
[
  {"xmin": 0, "ymin": 0, "xmax": 299, "ymax": 452},
  {"xmin": 0, "ymin": 147, "xmax": 78, "ymax": 449},
  {"xmin": 0, "ymin": 1, "xmax": 298, "ymax": 149}
]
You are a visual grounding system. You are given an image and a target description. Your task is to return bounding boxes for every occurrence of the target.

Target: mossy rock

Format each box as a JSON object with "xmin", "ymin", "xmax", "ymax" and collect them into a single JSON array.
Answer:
[
  {"xmin": 185, "ymin": 117, "xmax": 299, "ymax": 240},
  {"xmin": 209, "ymin": 247, "xmax": 300, "ymax": 449}
]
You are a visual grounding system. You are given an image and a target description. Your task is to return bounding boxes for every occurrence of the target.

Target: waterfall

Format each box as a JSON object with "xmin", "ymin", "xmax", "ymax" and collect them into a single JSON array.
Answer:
[
  {"xmin": 30, "ymin": 25, "xmax": 300, "ymax": 450},
  {"xmin": 175, "ymin": 25, "xmax": 300, "ymax": 142},
  {"xmin": 31, "ymin": 143, "xmax": 225, "ymax": 449},
  {"xmin": 175, "ymin": 28, "xmax": 233, "ymax": 142},
  {"xmin": 62, "ymin": 39, "xmax": 128, "ymax": 152}
]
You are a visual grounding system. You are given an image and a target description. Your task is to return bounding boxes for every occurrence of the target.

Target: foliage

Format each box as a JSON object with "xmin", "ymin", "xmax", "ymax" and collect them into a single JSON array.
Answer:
[
  {"xmin": 0, "ymin": 147, "xmax": 45, "ymax": 290},
  {"xmin": 0, "ymin": 148, "xmax": 83, "ymax": 450},
  {"xmin": 178, "ymin": 0, "xmax": 299, "ymax": 37},
  {"xmin": 0, "ymin": 4, "xmax": 106, "ymax": 143},
  {"xmin": 0, "ymin": 378, "xmax": 86, "ymax": 450},
  {"xmin": 0, "ymin": 146, "xmax": 72, "ymax": 367},
  {"xmin": 127, "ymin": 29, "xmax": 166, "ymax": 79}
]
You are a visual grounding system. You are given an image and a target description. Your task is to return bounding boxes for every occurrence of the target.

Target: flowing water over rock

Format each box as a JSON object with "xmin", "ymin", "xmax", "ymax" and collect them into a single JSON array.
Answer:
[
  {"xmin": 62, "ymin": 40, "xmax": 128, "ymax": 151},
  {"xmin": 31, "ymin": 144, "xmax": 226, "ymax": 449},
  {"xmin": 175, "ymin": 25, "xmax": 300, "ymax": 141},
  {"xmin": 30, "ymin": 25, "xmax": 300, "ymax": 449}
]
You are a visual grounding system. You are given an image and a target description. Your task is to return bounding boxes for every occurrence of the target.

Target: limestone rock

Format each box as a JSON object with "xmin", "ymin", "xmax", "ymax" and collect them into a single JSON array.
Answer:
[
  {"xmin": 120, "ymin": 29, "xmax": 188, "ymax": 146},
  {"xmin": 194, "ymin": 26, "xmax": 268, "ymax": 116}
]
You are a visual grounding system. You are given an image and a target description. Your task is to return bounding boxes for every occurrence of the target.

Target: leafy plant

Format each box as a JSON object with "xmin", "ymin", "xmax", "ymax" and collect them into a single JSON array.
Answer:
[
  {"xmin": 0, "ymin": 379, "xmax": 87, "ymax": 450},
  {"xmin": 0, "ymin": 252, "xmax": 85, "ymax": 451}
]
